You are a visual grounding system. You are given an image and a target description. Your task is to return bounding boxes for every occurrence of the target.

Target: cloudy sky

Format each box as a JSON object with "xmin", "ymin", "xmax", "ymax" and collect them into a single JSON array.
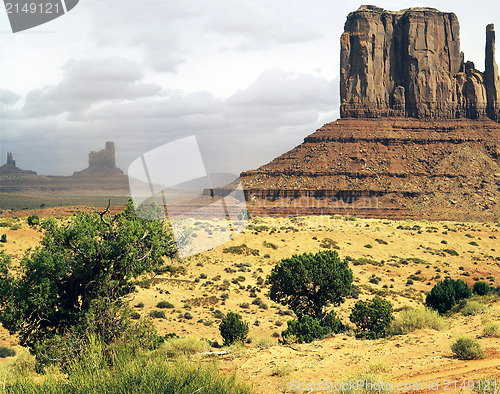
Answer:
[{"xmin": 1, "ymin": 0, "xmax": 499, "ymax": 181}]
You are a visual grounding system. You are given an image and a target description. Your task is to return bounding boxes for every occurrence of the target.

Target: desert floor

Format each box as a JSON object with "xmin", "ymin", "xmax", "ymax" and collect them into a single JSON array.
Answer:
[{"xmin": 0, "ymin": 208, "xmax": 499, "ymax": 393}]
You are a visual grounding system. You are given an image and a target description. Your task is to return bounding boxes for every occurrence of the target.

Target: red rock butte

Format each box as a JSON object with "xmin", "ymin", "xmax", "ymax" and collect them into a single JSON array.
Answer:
[{"xmin": 218, "ymin": 6, "xmax": 500, "ymax": 221}]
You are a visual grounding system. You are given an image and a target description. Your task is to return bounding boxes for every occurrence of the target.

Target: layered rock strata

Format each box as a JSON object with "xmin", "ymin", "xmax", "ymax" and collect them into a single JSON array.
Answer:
[{"xmin": 236, "ymin": 117, "xmax": 500, "ymax": 220}]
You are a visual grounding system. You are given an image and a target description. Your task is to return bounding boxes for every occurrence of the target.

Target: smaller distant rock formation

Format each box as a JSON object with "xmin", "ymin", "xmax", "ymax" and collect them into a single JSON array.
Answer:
[
  {"xmin": 0, "ymin": 152, "xmax": 37, "ymax": 177},
  {"xmin": 89, "ymin": 141, "xmax": 116, "ymax": 170},
  {"xmin": 73, "ymin": 141, "xmax": 124, "ymax": 176}
]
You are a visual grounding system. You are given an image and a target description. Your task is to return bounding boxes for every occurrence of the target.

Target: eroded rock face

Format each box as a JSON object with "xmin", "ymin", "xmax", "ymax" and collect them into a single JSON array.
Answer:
[{"xmin": 340, "ymin": 6, "xmax": 500, "ymax": 121}]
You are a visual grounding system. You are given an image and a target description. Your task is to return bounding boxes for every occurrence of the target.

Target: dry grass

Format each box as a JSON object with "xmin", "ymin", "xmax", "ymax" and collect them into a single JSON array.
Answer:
[
  {"xmin": 482, "ymin": 323, "xmax": 500, "ymax": 338},
  {"xmin": 250, "ymin": 336, "xmax": 275, "ymax": 349},
  {"xmin": 460, "ymin": 300, "xmax": 490, "ymax": 316},
  {"xmin": 160, "ymin": 336, "xmax": 211, "ymax": 358},
  {"xmin": 389, "ymin": 307, "xmax": 447, "ymax": 335}
]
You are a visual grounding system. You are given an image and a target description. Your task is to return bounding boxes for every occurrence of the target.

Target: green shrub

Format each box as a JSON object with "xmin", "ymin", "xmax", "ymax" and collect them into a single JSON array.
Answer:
[
  {"xmin": 320, "ymin": 310, "xmax": 344, "ymax": 333},
  {"xmin": 473, "ymin": 281, "xmax": 492, "ymax": 296},
  {"xmin": 443, "ymin": 249, "xmax": 459, "ymax": 256},
  {"xmin": 9, "ymin": 224, "xmax": 21, "ymax": 230},
  {"xmin": 407, "ymin": 274, "xmax": 424, "ymax": 281},
  {"xmin": 223, "ymin": 244, "xmax": 259, "ymax": 256},
  {"xmin": 0, "ymin": 234, "xmax": 6, "ymax": 243},
  {"xmin": 399, "ymin": 257, "xmax": 426, "ymax": 265},
  {"xmin": 149, "ymin": 310, "xmax": 166, "ymax": 319},
  {"xmin": 27, "ymin": 215, "xmax": 40, "ymax": 227},
  {"xmin": 268, "ymin": 250, "xmax": 353, "ymax": 319},
  {"xmin": 451, "ymin": 337, "xmax": 484, "ymax": 360},
  {"xmin": 263, "ymin": 241, "xmax": 278, "ymax": 249},
  {"xmin": 0, "ymin": 345, "xmax": 16, "ymax": 358},
  {"xmin": 425, "ymin": 278, "xmax": 472, "ymax": 314},
  {"xmin": 319, "ymin": 238, "xmax": 339, "ymax": 249},
  {"xmin": 389, "ymin": 307, "xmax": 447, "ymax": 335},
  {"xmin": 281, "ymin": 311, "xmax": 343, "ymax": 344},
  {"xmin": 352, "ymin": 257, "xmax": 383, "ymax": 267},
  {"xmin": 213, "ymin": 310, "xmax": 225, "ymax": 319},
  {"xmin": 156, "ymin": 301, "xmax": 175, "ymax": 309},
  {"xmin": 375, "ymin": 238, "xmax": 388, "ymax": 245},
  {"xmin": 350, "ymin": 297, "xmax": 393, "ymax": 339},
  {"xmin": 482, "ymin": 323, "xmax": 500, "ymax": 338},
  {"xmin": 0, "ymin": 200, "xmax": 176, "ymax": 371},
  {"xmin": 219, "ymin": 312, "xmax": 249, "ymax": 346}
]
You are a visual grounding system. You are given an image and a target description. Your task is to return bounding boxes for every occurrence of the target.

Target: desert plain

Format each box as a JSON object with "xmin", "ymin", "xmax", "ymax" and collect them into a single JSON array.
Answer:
[{"xmin": 0, "ymin": 205, "xmax": 499, "ymax": 393}]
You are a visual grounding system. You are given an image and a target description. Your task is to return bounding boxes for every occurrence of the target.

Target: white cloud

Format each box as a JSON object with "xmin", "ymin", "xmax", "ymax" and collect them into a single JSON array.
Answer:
[
  {"xmin": 135, "ymin": 32, "xmax": 185, "ymax": 73},
  {"xmin": 228, "ymin": 68, "xmax": 336, "ymax": 108},
  {"xmin": 204, "ymin": 4, "xmax": 321, "ymax": 50},
  {"xmin": 0, "ymin": 90, "xmax": 21, "ymax": 107},
  {"xmin": 22, "ymin": 58, "xmax": 162, "ymax": 116}
]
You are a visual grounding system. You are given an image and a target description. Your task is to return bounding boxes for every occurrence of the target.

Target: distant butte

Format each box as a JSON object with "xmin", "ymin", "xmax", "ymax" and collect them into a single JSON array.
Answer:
[
  {"xmin": 0, "ymin": 152, "xmax": 37, "ymax": 177},
  {"xmin": 73, "ymin": 141, "xmax": 124, "ymax": 177},
  {"xmin": 219, "ymin": 6, "xmax": 500, "ymax": 221}
]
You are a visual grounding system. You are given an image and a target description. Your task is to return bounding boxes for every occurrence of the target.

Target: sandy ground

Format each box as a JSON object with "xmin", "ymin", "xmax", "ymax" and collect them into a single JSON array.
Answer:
[{"xmin": 0, "ymin": 209, "xmax": 499, "ymax": 392}]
